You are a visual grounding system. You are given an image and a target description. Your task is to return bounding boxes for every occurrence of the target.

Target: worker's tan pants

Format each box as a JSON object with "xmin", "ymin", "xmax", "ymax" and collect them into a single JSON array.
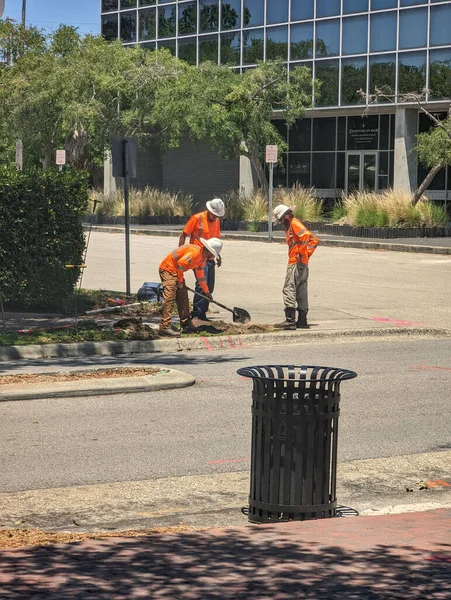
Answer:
[
  {"xmin": 282, "ymin": 263, "xmax": 309, "ymax": 312},
  {"xmin": 159, "ymin": 269, "xmax": 190, "ymax": 328}
]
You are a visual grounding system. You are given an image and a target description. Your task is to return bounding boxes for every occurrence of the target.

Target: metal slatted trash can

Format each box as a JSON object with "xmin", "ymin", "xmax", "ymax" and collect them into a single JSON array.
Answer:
[{"xmin": 237, "ymin": 365, "xmax": 357, "ymax": 524}]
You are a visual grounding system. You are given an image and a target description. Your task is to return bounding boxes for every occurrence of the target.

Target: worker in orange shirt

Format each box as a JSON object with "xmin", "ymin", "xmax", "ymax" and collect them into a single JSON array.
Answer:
[
  {"xmin": 178, "ymin": 198, "xmax": 225, "ymax": 321},
  {"xmin": 272, "ymin": 204, "xmax": 319, "ymax": 330},
  {"xmin": 158, "ymin": 238, "xmax": 223, "ymax": 337}
]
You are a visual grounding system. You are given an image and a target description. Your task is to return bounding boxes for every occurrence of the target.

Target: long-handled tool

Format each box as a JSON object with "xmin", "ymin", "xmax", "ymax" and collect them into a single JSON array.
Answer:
[{"xmin": 185, "ymin": 286, "xmax": 251, "ymax": 324}]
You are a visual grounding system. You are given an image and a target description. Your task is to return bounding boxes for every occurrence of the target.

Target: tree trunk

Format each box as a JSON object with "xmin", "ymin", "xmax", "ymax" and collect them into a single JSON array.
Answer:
[
  {"xmin": 249, "ymin": 152, "xmax": 268, "ymax": 191},
  {"xmin": 42, "ymin": 147, "xmax": 53, "ymax": 170},
  {"xmin": 410, "ymin": 162, "xmax": 444, "ymax": 206}
]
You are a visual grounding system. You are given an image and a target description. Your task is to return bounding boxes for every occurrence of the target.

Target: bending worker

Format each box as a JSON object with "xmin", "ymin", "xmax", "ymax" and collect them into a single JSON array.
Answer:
[
  {"xmin": 272, "ymin": 204, "xmax": 319, "ymax": 330},
  {"xmin": 158, "ymin": 238, "xmax": 223, "ymax": 337},
  {"xmin": 178, "ymin": 198, "xmax": 225, "ymax": 321}
]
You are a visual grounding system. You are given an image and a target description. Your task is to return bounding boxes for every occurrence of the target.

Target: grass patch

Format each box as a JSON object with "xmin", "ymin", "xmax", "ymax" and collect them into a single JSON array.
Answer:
[{"xmin": 274, "ymin": 185, "xmax": 323, "ymax": 222}]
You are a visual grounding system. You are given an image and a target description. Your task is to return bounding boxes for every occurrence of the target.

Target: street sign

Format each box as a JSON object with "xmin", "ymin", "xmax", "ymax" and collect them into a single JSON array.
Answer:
[
  {"xmin": 0, "ymin": 1, "xmax": 5, "ymax": 19},
  {"xmin": 111, "ymin": 137, "xmax": 137, "ymax": 179},
  {"xmin": 56, "ymin": 149, "xmax": 66, "ymax": 165},
  {"xmin": 265, "ymin": 145, "xmax": 278, "ymax": 164}
]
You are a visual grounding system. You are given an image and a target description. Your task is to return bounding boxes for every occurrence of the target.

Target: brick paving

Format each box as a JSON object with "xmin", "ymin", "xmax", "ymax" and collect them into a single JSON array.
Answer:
[{"xmin": 0, "ymin": 509, "xmax": 449, "ymax": 599}]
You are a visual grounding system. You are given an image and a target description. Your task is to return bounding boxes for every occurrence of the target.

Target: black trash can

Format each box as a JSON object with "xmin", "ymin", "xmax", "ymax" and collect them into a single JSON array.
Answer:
[{"xmin": 237, "ymin": 365, "xmax": 357, "ymax": 524}]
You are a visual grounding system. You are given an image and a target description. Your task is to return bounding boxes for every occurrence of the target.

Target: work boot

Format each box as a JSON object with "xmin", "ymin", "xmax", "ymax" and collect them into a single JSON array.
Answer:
[
  {"xmin": 181, "ymin": 319, "xmax": 198, "ymax": 334},
  {"xmin": 296, "ymin": 309, "xmax": 309, "ymax": 329},
  {"xmin": 274, "ymin": 308, "xmax": 296, "ymax": 330},
  {"xmin": 158, "ymin": 326, "xmax": 181, "ymax": 338}
]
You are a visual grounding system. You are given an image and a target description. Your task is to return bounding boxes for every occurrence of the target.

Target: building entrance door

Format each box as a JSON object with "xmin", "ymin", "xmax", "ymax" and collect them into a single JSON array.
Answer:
[{"xmin": 346, "ymin": 152, "xmax": 378, "ymax": 193}]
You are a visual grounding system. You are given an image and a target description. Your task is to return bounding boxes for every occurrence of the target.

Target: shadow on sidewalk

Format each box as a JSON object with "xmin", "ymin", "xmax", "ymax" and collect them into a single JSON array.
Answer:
[{"xmin": 0, "ymin": 525, "xmax": 450, "ymax": 599}]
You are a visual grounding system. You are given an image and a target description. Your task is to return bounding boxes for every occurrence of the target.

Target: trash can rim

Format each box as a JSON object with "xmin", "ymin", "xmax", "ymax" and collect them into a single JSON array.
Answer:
[{"xmin": 237, "ymin": 364, "xmax": 357, "ymax": 382}]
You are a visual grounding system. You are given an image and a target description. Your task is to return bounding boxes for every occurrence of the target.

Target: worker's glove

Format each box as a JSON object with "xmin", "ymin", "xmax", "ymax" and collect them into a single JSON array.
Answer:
[
  {"xmin": 205, "ymin": 292, "xmax": 213, "ymax": 301},
  {"xmin": 216, "ymin": 256, "xmax": 222, "ymax": 268}
]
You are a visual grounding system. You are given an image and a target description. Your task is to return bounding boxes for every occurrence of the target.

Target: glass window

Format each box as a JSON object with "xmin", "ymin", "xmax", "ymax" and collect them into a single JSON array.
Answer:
[
  {"xmin": 178, "ymin": 36, "xmax": 197, "ymax": 64},
  {"xmin": 379, "ymin": 114, "xmax": 389, "ymax": 149},
  {"xmin": 266, "ymin": 26, "xmax": 288, "ymax": 60},
  {"xmin": 347, "ymin": 115, "xmax": 379, "ymax": 150},
  {"xmin": 158, "ymin": 5, "xmax": 176, "ymax": 37},
  {"xmin": 102, "ymin": 13, "xmax": 118, "ymax": 40},
  {"xmin": 316, "ymin": 0, "xmax": 340, "ymax": 19},
  {"xmin": 336, "ymin": 153, "xmax": 345, "ymax": 189},
  {"xmin": 398, "ymin": 51, "xmax": 426, "ymax": 94},
  {"xmin": 370, "ymin": 11, "xmax": 396, "ymax": 53},
  {"xmin": 315, "ymin": 59, "xmax": 339, "ymax": 106},
  {"xmin": 102, "ymin": 0, "xmax": 118, "ymax": 12},
  {"xmin": 199, "ymin": 0, "xmax": 219, "ymax": 33},
  {"xmin": 273, "ymin": 120, "xmax": 288, "ymax": 143},
  {"xmin": 242, "ymin": 28, "xmax": 264, "ymax": 64},
  {"xmin": 313, "ymin": 118, "xmax": 336, "ymax": 151},
  {"xmin": 141, "ymin": 41, "xmax": 156, "ymax": 50},
  {"xmin": 273, "ymin": 154, "xmax": 288, "ymax": 188},
  {"xmin": 399, "ymin": 8, "xmax": 427, "ymax": 50},
  {"xmin": 221, "ymin": 0, "xmax": 241, "ymax": 30},
  {"xmin": 267, "ymin": 0, "xmax": 288, "ymax": 25},
  {"xmin": 139, "ymin": 8, "xmax": 156, "ymax": 40},
  {"xmin": 378, "ymin": 152, "xmax": 389, "ymax": 190},
  {"xmin": 243, "ymin": 0, "xmax": 264, "ymax": 28},
  {"xmin": 290, "ymin": 23, "xmax": 313, "ymax": 60},
  {"xmin": 312, "ymin": 153, "xmax": 336, "ymax": 188},
  {"xmin": 430, "ymin": 4, "xmax": 451, "ymax": 47},
  {"xmin": 390, "ymin": 115, "xmax": 394, "ymax": 149},
  {"xmin": 139, "ymin": 0, "xmax": 156, "ymax": 6},
  {"xmin": 343, "ymin": 0, "xmax": 368, "ymax": 14},
  {"xmin": 288, "ymin": 154, "xmax": 311, "ymax": 187},
  {"xmin": 289, "ymin": 119, "xmax": 311, "ymax": 151},
  {"xmin": 158, "ymin": 39, "xmax": 176, "ymax": 54},
  {"xmin": 369, "ymin": 54, "xmax": 395, "ymax": 99},
  {"xmin": 221, "ymin": 32, "xmax": 241, "ymax": 65},
  {"xmin": 121, "ymin": 11, "xmax": 136, "ymax": 42},
  {"xmin": 371, "ymin": 0, "xmax": 396, "ymax": 8},
  {"xmin": 316, "ymin": 19, "xmax": 339, "ymax": 57},
  {"xmin": 337, "ymin": 117, "xmax": 346, "ymax": 150},
  {"xmin": 291, "ymin": 0, "xmax": 314, "ymax": 22},
  {"xmin": 429, "ymin": 48, "xmax": 451, "ymax": 100},
  {"xmin": 179, "ymin": 2, "xmax": 197, "ymax": 36},
  {"xmin": 341, "ymin": 57, "xmax": 367, "ymax": 105},
  {"xmin": 400, "ymin": 0, "xmax": 424, "ymax": 5},
  {"xmin": 121, "ymin": 0, "xmax": 136, "ymax": 8},
  {"xmin": 199, "ymin": 34, "xmax": 218, "ymax": 63},
  {"xmin": 159, "ymin": 0, "xmax": 175, "ymax": 3},
  {"xmin": 342, "ymin": 15, "xmax": 368, "ymax": 55}
]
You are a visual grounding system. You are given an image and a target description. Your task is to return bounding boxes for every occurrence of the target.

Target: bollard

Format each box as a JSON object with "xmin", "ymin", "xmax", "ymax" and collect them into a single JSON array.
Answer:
[{"xmin": 237, "ymin": 365, "xmax": 357, "ymax": 524}]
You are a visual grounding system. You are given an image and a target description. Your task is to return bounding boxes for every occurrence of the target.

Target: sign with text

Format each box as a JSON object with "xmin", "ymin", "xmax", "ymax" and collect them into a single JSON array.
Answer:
[
  {"xmin": 265, "ymin": 145, "xmax": 278, "ymax": 164},
  {"xmin": 56, "ymin": 149, "xmax": 66, "ymax": 165},
  {"xmin": 347, "ymin": 116, "xmax": 379, "ymax": 150}
]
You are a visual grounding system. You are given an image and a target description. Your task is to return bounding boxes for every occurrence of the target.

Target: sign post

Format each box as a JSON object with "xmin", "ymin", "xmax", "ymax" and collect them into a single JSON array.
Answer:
[
  {"xmin": 265, "ymin": 145, "xmax": 278, "ymax": 243},
  {"xmin": 56, "ymin": 149, "xmax": 66, "ymax": 171},
  {"xmin": 15, "ymin": 140, "xmax": 23, "ymax": 171}
]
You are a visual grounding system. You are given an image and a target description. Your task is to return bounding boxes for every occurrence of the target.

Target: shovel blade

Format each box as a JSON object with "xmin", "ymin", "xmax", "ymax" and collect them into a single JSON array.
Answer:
[{"xmin": 233, "ymin": 307, "xmax": 251, "ymax": 324}]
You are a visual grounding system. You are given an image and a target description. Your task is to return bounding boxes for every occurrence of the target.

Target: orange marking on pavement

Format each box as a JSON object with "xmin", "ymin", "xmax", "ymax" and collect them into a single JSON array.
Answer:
[
  {"xmin": 371, "ymin": 317, "xmax": 424, "ymax": 327},
  {"xmin": 427, "ymin": 480, "xmax": 451, "ymax": 488},
  {"xmin": 207, "ymin": 457, "xmax": 251, "ymax": 465},
  {"xmin": 409, "ymin": 364, "xmax": 451, "ymax": 373},
  {"xmin": 202, "ymin": 337, "xmax": 213, "ymax": 351}
]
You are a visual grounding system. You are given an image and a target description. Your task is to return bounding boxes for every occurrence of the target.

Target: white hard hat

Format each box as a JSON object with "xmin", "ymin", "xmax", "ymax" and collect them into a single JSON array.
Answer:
[
  {"xmin": 273, "ymin": 204, "xmax": 292, "ymax": 224},
  {"xmin": 200, "ymin": 237, "xmax": 223, "ymax": 259},
  {"xmin": 206, "ymin": 198, "xmax": 225, "ymax": 217}
]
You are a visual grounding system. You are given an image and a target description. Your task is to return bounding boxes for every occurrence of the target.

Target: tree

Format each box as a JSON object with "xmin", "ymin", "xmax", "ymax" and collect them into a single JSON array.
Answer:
[{"xmin": 156, "ymin": 60, "xmax": 313, "ymax": 190}]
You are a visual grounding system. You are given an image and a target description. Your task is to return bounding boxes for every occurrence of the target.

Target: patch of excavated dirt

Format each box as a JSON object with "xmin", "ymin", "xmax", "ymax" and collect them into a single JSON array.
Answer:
[
  {"xmin": 0, "ymin": 526, "xmax": 202, "ymax": 549},
  {"xmin": 193, "ymin": 320, "xmax": 275, "ymax": 336},
  {"xmin": 0, "ymin": 367, "xmax": 163, "ymax": 386}
]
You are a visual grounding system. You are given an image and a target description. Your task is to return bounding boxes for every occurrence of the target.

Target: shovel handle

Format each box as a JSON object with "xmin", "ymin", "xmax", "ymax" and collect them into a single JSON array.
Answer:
[{"xmin": 185, "ymin": 286, "xmax": 234, "ymax": 315}]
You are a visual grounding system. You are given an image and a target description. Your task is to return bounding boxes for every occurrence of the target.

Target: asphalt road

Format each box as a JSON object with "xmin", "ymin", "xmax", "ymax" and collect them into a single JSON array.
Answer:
[{"xmin": 1, "ymin": 336, "xmax": 450, "ymax": 493}]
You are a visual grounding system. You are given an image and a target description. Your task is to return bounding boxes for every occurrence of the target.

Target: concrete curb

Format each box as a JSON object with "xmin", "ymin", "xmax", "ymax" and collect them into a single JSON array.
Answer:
[
  {"xmin": 0, "ymin": 368, "xmax": 195, "ymax": 402},
  {"xmin": 87, "ymin": 225, "xmax": 451, "ymax": 255},
  {"xmin": 0, "ymin": 327, "xmax": 448, "ymax": 363}
]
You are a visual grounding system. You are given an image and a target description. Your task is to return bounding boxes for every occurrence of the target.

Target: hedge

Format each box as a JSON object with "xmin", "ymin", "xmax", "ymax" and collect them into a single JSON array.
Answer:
[{"xmin": 0, "ymin": 167, "xmax": 89, "ymax": 309}]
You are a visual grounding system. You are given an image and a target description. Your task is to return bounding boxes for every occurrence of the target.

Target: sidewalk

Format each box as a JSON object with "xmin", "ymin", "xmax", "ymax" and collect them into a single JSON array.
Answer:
[{"xmin": 0, "ymin": 508, "xmax": 449, "ymax": 599}]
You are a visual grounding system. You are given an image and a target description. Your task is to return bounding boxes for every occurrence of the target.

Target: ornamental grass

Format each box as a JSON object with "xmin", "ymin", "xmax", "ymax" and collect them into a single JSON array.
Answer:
[
  {"xmin": 90, "ymin": 187, "xmax": 193, "ymax": 218},
  {"xmin": 274, "ymin": 184, "xmax": 323, "ymax": 222}
]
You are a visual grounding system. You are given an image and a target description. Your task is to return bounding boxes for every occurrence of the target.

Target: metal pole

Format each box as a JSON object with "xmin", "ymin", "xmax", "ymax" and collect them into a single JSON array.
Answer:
[
  {"xmin": 445, "ymin": 165, "xmax": 449, "ymax": 223},
  {"xmin": 268, "ymin": 163, "xmax": 274, "ymax": 243},
  {"xmin": 0, "ymin": 295, "xmax": 5, "ymax": 331},
  {"xmin": 22, "ymin": 0, "xmax": 26, "ymax": 26},
  {"xmin": 123, "ymin": 139, "xmax": 131, "ymax": 297}
]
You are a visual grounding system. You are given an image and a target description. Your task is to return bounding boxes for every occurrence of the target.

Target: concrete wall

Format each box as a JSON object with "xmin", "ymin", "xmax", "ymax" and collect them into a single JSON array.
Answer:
[{"xmin": 393, "ymin": 108, "xmax": 418, "ymax": 193}]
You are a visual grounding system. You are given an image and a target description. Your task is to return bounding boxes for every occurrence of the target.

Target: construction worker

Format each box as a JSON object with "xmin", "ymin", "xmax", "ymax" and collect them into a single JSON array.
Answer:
[
  {"xmin": 158, "ymin": 237, "xmax": 223, "ymax": 337},
  {"xmin": 272, "ymin": 204, "xmax": 319, "ymax": 330},
  {"xmin": 178, "ymin": 198, "xmax": 225, "ymax": 321}
]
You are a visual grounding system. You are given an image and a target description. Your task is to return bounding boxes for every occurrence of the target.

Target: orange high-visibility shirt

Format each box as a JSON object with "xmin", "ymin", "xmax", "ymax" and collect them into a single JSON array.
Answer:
[
  {"xmin": 159, "ymin": 245, "xmax": 210, "ymax": 294},
  {"xmin": 286, "ymin": 218, "xmax": 319, "ymax": 265},
  {"xmin": 183, "ymin": 211, "xmax": 221, "ymax": 248}
]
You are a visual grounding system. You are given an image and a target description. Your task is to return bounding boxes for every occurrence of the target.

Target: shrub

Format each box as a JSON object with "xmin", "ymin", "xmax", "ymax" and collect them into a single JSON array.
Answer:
[
  {"xmin": 242, "ymin": 190, "xmax": 269, "ymax": 222},
  {"xmin": 223, "ymin": 189, "xmax": 246, "ymax": 221},
  {"xmin": 0, "ymin": 166, "xmax": 89, "ymax": 309},
  {"xmin": 274, "ymin": 185, "xmax": 323, "ymax": 222},
  {"xmin": 92, "ymin": 187, "xmax": 193, "ymax": 217}
]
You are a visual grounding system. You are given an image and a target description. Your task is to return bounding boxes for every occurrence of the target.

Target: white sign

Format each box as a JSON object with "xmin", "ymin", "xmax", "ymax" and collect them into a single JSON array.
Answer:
[
  {"xmin": 265, "ymin": 145, "xmax": 278, "ymax": 164},
  {"xmin": 56, "ymin": 149, "xmax": 66, "ymax": 165},
  {"xmin": 0, "ymin": 1, "xmax": 5, "ymax": 20},
  {"xmin": 15, "ymin": 140, "xmax": 23, "ymax": 171}
]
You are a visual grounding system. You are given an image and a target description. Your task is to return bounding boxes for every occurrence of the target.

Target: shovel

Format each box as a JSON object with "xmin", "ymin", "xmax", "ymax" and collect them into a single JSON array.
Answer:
[{"xmin": 185, "ymin": 286, "xmax": 251, "ymax": 324}]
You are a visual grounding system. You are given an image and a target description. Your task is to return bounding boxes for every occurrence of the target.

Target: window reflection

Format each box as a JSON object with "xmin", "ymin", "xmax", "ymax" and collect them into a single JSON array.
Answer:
[
  {"xmin": 369, "ymin": 54, "xmax": 395, "ymax": 99},
  {"xmin": 371, "ymin": 0, "xmax": 396, "ymax": 8},
  {"xmin": 158, "ymin": 5, "xmax": 176, "ymax": 37},
  {"xmin": 121, "ymin": 11, "xmax": 136, "ymax": 42},
  {"xmin": 178, "ymin": 37, "xmax": 197, "ymax": 64},
  {"xmin": 199, "ymin": 35, "xmax": 218, "ymax": 63},
  {"xmin": 289, "ymin": 119, "xmax": 311, "ymax": 151},
  {"xmin": 316, "ymin": 0, "xmax": 340, "ymax": 19},
  {"xmin": 399, "ymin": 8, "xmax": 427, "ymax": 50},
  {"xmin": 341, "ymin": 57, "xmax": 367, "ymax": 105},
  {"xmin": 290, "ymin": 23, "xmax": 313, "ymax": 60},
  {"xmin": 316, "ymin": 19, "xmax": 339, "ymax": 57},
  {"xmin": 243, "ymin": 0, "xmax": 264, "ymax": 28},
  {"xmin": 139, "ymin": 0, "xmax": 155, "ymax": 6},
  {"xmin": 221, "ymin": 32, "xmax": 240, "ymax": 65},
  {"xmin": 158, "ymin": 40, "xmax": 176, "ymax": 54},
  {"xmin": 370, "ymin": 11, "xmax": 396, "ymax": 52},
  {"xmin": 221, "ymin": 0, "xmax": 241, "ymax": 30},
  {"xmin": 266, "ymin": 26, "xmax": 288, "ymax": 60},
  {"xmin": 288, "ymin": 154, "xmax": 311, "ymax": 187},
  {"xmin": 102, "ymin": 0, "xmax": 118, "ymax": 12},
  {"xmin": 315, "ymin": 59, "xmax": 339, "ymax": 106},
  {"xmin": 312, "ymin": 152, "xmax": 335, "ymax": 188},
  {"xmin": 178, "ymin": 2, "xmax": 197, "ymax": 36},
  {"xmin": 400, "ymin": 0, "xmax": 424, "ymax": 5},
  {"xmin": 291, "ymin": 0, "xmax": 314, "ymax": 22},
  {"xmin": 313, "ymin": 118, "xmax": 336, "ymax": 151},
  {"xmin": 430, "ymin": 4, "xmax": 451, "ymax": 47},
  {"xmin": 200, "ymin": 0, "xmax": 219, "ymax": 33},
  {"xmin": 343, "ymin": 0, "xmax": 368, "ymax": 14},
  {"xmin": 121, "ymin": 0, "xmax": 136, "ymax": 8},
  {"xmin": 139, "ymin": 8, "xmax": 156, "ymax": 40},
  {"xmin": 242, "ymin": 28, "xmax": 264, "ymax": 64},
  {"xmin": 398, "ymin": 51, "xmax": 426, "ymax": 95},
  {"xmin": 429, "ymin": 48, "xmax": 451, "ymax": 99},
  {"xmin": 267, "ymin": 0, "xmax": 288, "ymax": 25},
  {"xmin": 342, "ymin": 15, "xmax": 368, "ymax": 55},
  {"xmin": 102, "ymin": 13, "xmax": 118, "ymax": 40}
]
